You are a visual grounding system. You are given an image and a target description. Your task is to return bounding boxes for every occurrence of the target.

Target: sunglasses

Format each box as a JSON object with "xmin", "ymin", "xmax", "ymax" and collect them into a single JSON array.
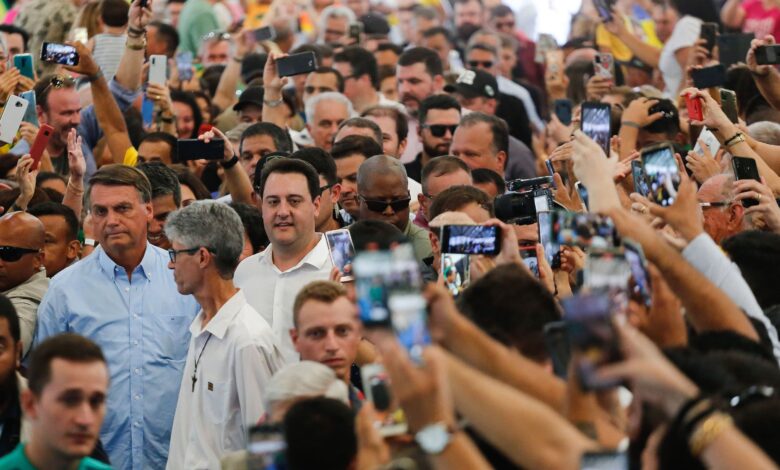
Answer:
[
  {"xmin": 43, "ymin": 75, "xmax": 76, "ymax": 95},
  {"xmin": 0, "ymin": 246, "xmax": 40, "ymax": 262},
  {"xmin": 468, "ymin": 60, "xmax": 494, "ymax": 68},
  {"xmin": 423, "ymin": 124, "xmax": 458, "ymax": 138},
  {"xmin": 729, "ymin": 385, "xmax": 775, "ymax": 408},
  {"xmin": 202, "ymin": 31, "xmax": 231, "ymax": 42},
  {"xmin": 359, "ymin": 196, "xmax": 411, "ymax": 213}
]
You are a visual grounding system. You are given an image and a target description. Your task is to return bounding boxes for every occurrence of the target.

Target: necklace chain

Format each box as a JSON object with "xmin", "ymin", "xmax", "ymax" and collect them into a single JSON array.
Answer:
[{"xmin": 191, "ymin": 333, "xmax": 213, "ymax": 392}]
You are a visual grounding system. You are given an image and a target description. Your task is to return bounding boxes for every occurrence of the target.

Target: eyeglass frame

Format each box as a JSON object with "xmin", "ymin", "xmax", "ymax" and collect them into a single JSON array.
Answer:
[
  {"xmin": 168, "ymin": 246, "xmax": 214, "ymax": 263},
  {"xmin": 358, "ymin": 195, "xmax": 412, "ymax": 213},
  {"xmin": 421, "ymin": 124, "xmax": 458, "ymax": 138},
  {"xmin": 468, "ymin": 60, "xmax": 494, "ymax": 68},
  {"xmin": 202, "ymin": 31, "xmax": 232, "ymax": 42},
  {"xmin": 0, "ymin": 246, "xmax": 41, "ymax": 262}
]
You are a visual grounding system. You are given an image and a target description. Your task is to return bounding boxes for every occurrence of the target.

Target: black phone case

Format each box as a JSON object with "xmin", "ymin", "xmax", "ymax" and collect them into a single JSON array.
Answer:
[
  {"xmin": 756, "ymin": 45, "xmax": 780, "ymax": 65},
  {"xmin": 277, "ymin": 52, "xmax": 317, "ymax": 77},
  {"xmin": 691, "ymin": 65, "xmax": 726, "ymax": 89},
  {"xmin": 176, "ymin": 139, "xmax": 225, "ymax": 161}
]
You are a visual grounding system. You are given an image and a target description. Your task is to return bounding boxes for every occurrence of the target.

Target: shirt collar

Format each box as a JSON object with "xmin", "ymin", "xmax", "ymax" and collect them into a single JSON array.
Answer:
[
  {"xmin": 97, "ymin": 243, "xmax": 157, "ymax": 281},
  {"xmin": 261, "ymin": 234, "xmax": 330, "ymax": 273},
  {"xmin": 190, "ymin": 290, "xmax": 246, "ymax": 340}
]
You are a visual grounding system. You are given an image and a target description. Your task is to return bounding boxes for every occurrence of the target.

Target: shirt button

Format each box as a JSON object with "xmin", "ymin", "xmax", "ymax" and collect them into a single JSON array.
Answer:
[
  {"xmin": 134, "ymin": 421, "xmax": 141, "ymax": 427},
  {"xmin": 133, "ymin": 314, "xmax": 139, "ymax": 319},
  {"xmin": 134, "ymin": 394, "xmax": 141, "ymax": 400},
  {"xmin": 133, "ymin": 340, "xmax": 138, "ymax": 346},
  {"xmin": 125, "ymin": 288, "xmax": 130, "ymax": 292},
  {"xmin": 134, "ymin": 368, "xmax": 140, "ymax": 375}
]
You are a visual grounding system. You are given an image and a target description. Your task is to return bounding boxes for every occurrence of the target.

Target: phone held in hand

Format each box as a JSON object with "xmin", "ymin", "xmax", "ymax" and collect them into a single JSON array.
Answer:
[
  {"xmin": 581, "ymin": 101, "xmax": 612, "ymax": 157},
  {"xmin": 13, "ymin": 54, "xmax": 35, "ymax": 80},
  {"xmin": 720, "ymin": 89, "xmax": 739, "ymax": 124},
  {"xmin": 19, "ymin": 90, "xmax": 38, "ymax": 126},
  {"xmin": 360, "ymin": 363, "xmax": 409, "ymax": 437},
  {"xmin": 519, "ymin": 245, "xmax": 539, "ymax": 277},
  {"xmin": 718, "ymin": 33, "xmax": 755, "ymax": 68},
  {"xmin": 176, "ymin": 51, "xmax": 193, "ymax": 82},
  {"xmin": 29, "ymin": 124, "xmax": 54, "ymax": 171},
  {"xmin": 553, "ymin": 99, "xmax": 573, "ymax": 126},
  {"xmin": 641, "ymin": 143, "xmax": 680, "ymax": 206},
  {"xmin": 699, "ymin": 22, "xmax": 718, "ymax": 56},
  {"xmin": 253, "ymin": 25, "xmax": 276, "ymax": 42},
  {"xmin": 141, "ymin": 97, "xmax": 154, "ymax": 129},
  {"xmin": 593, "ymin": 53, "xmax": 614, "ymax": 80},
  {"xmin": 690, "ymin": 64, "xmax": 726, "ymax": 89},
  {"xmin": 575, "ymin": 181, "xmax": 589, "ymax": 212},
  {"xmin": 441, "ymin": 253, "xmax": 470, "ymax": 298},
  {"xmin": 439, "ymin": 224, "xmax": 501, "ymax": 256},
  {"xmin": 630, "ymin": 160, "xmax": 650, "ymax": 197},
  {"xmin": 0, "ymin": 95, "xmax": 29, "ymax": 144},
  {"xmin": 246, "ymin": 424, "xmax": 286, "ymax": 470},
  {"xmin": 685, "ymin": 93, "xmax": 704, "ymax": 122},
  {"xmin": 755, "ymin": 44, "xmax": 780, "ymax": 65},
  {"xmin": 40, "ymin": 42, "xmax": 79, "ymax": 66},
  {"xmin": 325, "ymin": 229, "xmax": 355, "ymax": 282},
  {"xmin": 277, "ymin": 51, "xmax": 317, "ymax": 77},
  {"xmin": 149, "ymin": 55, "xmax": 167, "ymax": 85},
  {"xmin": 732, "ymin": 156, "xmax": 761, "ymax": 207},
  {"xmin": 176, "ymin": 139, "xmax": 225, "ymax": 161},
  {"xmin": 542, "ymin": 321, "xmax": 570, "ymax": 379},
  {"xmin": 593, "ymin": 0, "xmax": 613, "ymax": 22},
  {"xmin": 623, "ymin": 238, "xmax": 652, "ymax": 307},
  {"xmin": 693, "ymin": 128, "xmax": 721, "ymax": 156}
]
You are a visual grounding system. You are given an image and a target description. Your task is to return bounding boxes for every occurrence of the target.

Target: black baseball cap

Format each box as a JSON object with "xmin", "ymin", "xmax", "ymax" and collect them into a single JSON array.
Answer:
[
  {"xmin": 360, "ymin": 14, "xmax": 390, "ymax": 36},
  {"xmin": 233, "ymin": 86, "xmax": 265, "ymax": 112},
  {"xmin": 241, "ymin": 53, "xmax": 268, "ymax": 84},
  {"xmin": 444, "ymin": 69, "xmax": 498, "ymax": 100}
]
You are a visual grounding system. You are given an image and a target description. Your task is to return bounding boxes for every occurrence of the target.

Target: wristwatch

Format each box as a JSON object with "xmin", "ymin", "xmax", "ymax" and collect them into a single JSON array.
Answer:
[{"xmin": 414, "ymin": 422, "xmax": 453, "ymax": 455}]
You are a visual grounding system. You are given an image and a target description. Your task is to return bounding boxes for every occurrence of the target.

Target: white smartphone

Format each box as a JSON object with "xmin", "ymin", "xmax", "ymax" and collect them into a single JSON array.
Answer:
[
  {"xmin": 693, "ymin": 128, "xmax": 721, "ymax": 156},
  {"xmin": 325, "ymin": 229, "xmax": 355, "ymax": 282},
  {"xmin": 149, "ymin": 55, "xmax": 167, "ymax": 85},
  {"xmin": 0, "ymin": 95, "xmax": 29, "ymax": 144}
]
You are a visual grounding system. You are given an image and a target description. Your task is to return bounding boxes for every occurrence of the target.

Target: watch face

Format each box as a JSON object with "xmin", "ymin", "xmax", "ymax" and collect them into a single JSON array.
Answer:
[{"xmin": 416, "ymin": 423, "xmax": 450, "ymax": 454}]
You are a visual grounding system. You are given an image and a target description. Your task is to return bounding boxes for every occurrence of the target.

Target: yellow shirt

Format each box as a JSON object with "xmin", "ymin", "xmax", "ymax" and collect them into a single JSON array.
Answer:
[
  {"xmin": 596, "ymin": 16, "xmax": 662, "ymax": 62},
  {"xmin": 123, "ymin": 146, "xmax": 138, "ymax": 166}
]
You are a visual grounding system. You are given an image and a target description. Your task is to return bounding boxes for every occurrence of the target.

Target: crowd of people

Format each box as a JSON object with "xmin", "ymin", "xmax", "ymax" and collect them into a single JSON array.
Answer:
[{"xmin": 1, "ymin": 0, "xmax": 780, "ymax": 468}]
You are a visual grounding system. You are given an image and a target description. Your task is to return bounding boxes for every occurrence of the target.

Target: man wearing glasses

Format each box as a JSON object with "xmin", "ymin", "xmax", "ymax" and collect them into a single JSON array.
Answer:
[
  {"xmin": 404, "ymin": 94, "xmax": 462, "ymax": 183},
  {"xmin": 165, "ymin": 201, "xmax": 283, "ymax": 469},
  {"xmin": 0, "ymin": 212, "xmax": 47, "ymax": 358},
  {"xmin": 356, "ymin": 155, "xmax": 433, "ymax": 262}
]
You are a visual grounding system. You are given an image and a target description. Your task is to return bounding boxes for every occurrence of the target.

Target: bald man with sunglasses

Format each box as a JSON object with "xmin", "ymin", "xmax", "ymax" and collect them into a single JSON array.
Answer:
[{"xmin": 0, "ymin": 212, "xmax": 48, "ymax": 358}]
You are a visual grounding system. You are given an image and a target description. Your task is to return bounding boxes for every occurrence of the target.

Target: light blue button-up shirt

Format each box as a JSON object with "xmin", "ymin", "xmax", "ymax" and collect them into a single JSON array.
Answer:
[{"xmin": 33, "ymin": 244, "xmax": 200, "ymax": 470}]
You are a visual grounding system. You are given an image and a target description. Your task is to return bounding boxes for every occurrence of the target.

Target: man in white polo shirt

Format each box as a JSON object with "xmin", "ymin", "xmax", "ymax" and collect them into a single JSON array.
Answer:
[{"xmin": 234, "ymin": 158, "xmax": 334, "ymax": 362}]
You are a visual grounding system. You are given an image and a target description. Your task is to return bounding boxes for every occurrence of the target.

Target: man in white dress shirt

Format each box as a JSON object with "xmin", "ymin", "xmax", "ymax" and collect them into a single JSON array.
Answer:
[
  {"xmin": 165, "ymin": 201, "xmax": 284, "ymax": 469},
  {"xmin": 234, "ymin": 158, "xmax": 334, "ymax": 363}
]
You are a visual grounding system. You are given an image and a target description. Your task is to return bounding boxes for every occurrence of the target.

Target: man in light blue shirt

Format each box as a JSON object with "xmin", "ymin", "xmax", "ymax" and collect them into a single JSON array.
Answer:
[{"xmin": 33, "ymin": 164, "xmax": 199, "ymax": 470}]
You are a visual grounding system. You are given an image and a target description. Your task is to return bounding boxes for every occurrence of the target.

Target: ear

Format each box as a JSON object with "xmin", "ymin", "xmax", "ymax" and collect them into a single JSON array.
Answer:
[
  {"xmin": 15, "ymin": 341, "xmax": 22, "ymax": 368},
  {"xmin": 330, "ymin": 183, "xmax": 342, "ymax": 203},
  {"xmin": 67, "ymin": 240, "xmax": 81, "ymax": 261},
  {"xmin": 312, "ymin": 194, "xmax": 321, "ymax": 218},
  {"xmin": 429, "ymin": 230, "xmax": 440, "ymax": 254},
  {"xmin": 433, "ymin": 74, "xmax": 445, "ymax": 93},
  {"xmin": 289, "ymin": 328, "xmax": 299, "ymax": 346},
  {"xmin": 36, "ymin": 104, "xmax": 45, "ymax": 123},
  {"xmin": 417, "ymin": 192, "xmax": 426, "ymax": 209},
  {"xmin": 20, "ymin": 389, "xmax": 37, "ymax": 420},
  {"xmin": 32, "ymin": 252, "xmax": 44, "ymax": 272},
  {"xmin": 496, "ymin": 150, "xmax": 507, "ymax": 173},
  {"xmin": 397, "ymin": 138, "xmax": 407, "ymax": 157},
  {"xmin": 144, "ymin": 202, "xmax": 154, "ymax": 224},
  {"xmin": 729, "ymin": 203, "xmax": 745, "ymax": 227}
]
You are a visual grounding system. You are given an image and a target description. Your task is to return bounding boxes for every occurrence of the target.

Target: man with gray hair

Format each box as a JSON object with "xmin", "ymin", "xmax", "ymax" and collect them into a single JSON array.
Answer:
[
  {"xmin": 165, "ymin": 201, "xmax": 284, "ymax": 469},
  {"xmin": 357, "ymin": 155, "xmax": 432, "ymax": 261},
  {"xmin": 305, "ymin": 92, "xmax": 354, "ymax": 152},
  {"xmin": 318, "ymin": 5, "xmax": 356, "ymax": 45}
]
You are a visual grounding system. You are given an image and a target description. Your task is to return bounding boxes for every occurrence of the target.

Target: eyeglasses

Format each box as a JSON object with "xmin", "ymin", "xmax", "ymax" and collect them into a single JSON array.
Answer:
[
  {"xmin": 359, "ymin": 196, "xmax": 411, "ymax": 213},
  {"xmin": 202, "ymin": 31, "xmax": 231, "ymax": 42},
  {"xmin": 0, "ymin": 246, "xmax": 40, "ymax": 262},
  {"xmin": 698, "ymin": 201, "xmax": 730, "ymax": 208},
  {"xmin": 468, "ymin": 60, "xmax": 494, "ymax": 69},
  {"xmin": 422, "ymin": 124, "xmax": 458, "ymax": 137},
  {"xmin": 320, "ymin": 183, "xmax": 333, "ymax": 194},
  {"xmin": 168, "ymin": 247, "xmax": 212, "ymax": 263},
  {"xmin": 43, "ymin": 75, "xmax": 76, "ymax": 95},
  {"xmin": 729, "ymin": 385, "xmax": 775, "ymax": 408}
]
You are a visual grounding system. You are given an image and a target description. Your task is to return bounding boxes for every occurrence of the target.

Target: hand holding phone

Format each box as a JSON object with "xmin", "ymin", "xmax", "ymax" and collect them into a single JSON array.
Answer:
[
  {"xmin": 13, "ymin": 54, "xmax": 35, "ymax": 80},
  {"xmin": 277, "ymin": 51, "xmax": 317, "ymax": 77},
  {"xmin": 325, "ymin": 229, "xmax": 355, "ymax": 282},
  {"xmin": 686, "ymin": 93, "xmax": 703, "ymax": 121},
  {"xmin": 149, "ymin": 55, "xmax": 167, "ymax": 85},
  {"xmin": 553, "ymin": 99, "xmax": 573, "ymax": 126},
  {"xmin": 40, "ymin": 42, "xmax": 79, "ymax": 66},
  {"xmin": 581, "ymin": 102, "xmax": 612, "ymax": 157},
  {"xmin": 731, "ymin": 156, "xmax": 761, "ymax": 207},
  {"xmin": 0, "ymin": 95, "xmax": 29, "ymax": 144},
  {"xmin": 699, "ymin": 22, "xmax": 718, "ymax": 57},
  {"xmin": 29, "ymin": 124, "xmax": 54, "ymax": 171}
]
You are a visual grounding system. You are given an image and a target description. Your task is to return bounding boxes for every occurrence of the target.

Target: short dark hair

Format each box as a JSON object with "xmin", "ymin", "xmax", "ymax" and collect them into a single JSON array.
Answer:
[
  {"xmin": 472, "ymin": 168, "xmax": 506, "ymax": 195},
  {"xmin": 362, "ymin": 105, "xmax": 409, "ymax": 142},
  {"xmin": 239, "ymin": 122, "xmax": 292, "ymax": 155},
  {"xmin": 0, "ymin": 25, "xmax": 30, "ymax": 51},
  {"xmin": 466, "ymin": 42, "xmax": 499, "ymax": 60},
  {"xmin": 330, "ymin": 135, "xmax": 384, "ymax": 161},
  {"xmin": 27, "ymin": 334, "xmax": 106, "ymax": 396},
  {"xmin": 136, "ymin": 162, "xmax": 182, "ymax": 207},
  {"xmin": 419, "ymin": 94, "xmax": 461, "ymax": 126},
  {"xmin": 34, "ymin": 75, "xmax": 76, "ymax": 111},
  {"xmin": 283, "ymin": 397, "xmax": 357, "ymax": 470},
  {"xmin": 421, "ymin": 155, "xmax": 470, "ymax": 195},
  {"xmin": 170, "ymin": 90, "xmax": 203, "ymax": 139},
  {"xmin": 454, "ymin": 0, "xmax": 484, "ymax": 8},
  {"xmin": 429, "ymin": 185, "xmax": 493, "ymax": 221},
  {"xmin": 334, "ymin": 46, "xmax": 378, "ymax": 89},
  {"xmin": 100, "ymin": 0, "xmax": 129, "ymax": 27},
  {"xmin": 290, "ymin": 148, "xmax": 338, "ymax": 186},
  {"xmin": 87, "ymin": 164, "xmax": 153, "ymax": 207},
  {"xmin": 228, "ymin": 202, "xmax": 268, "ymax": 254},
  {"xmin": 376, "ymin": 42, "xmax": 403, "ymax": 56},
  {"xmin": 459, "ymin": 112, "xmax": 509, "ymax": 155},
  {"xmin": 0, "ymin": 294, "xmax": 21, "ymax": 344},
  {"xmin": 422, "ymin": 26, "xmax": 453, "ymax": 43},
  {"xmin": 336, "ymin": 117, "xmax": 383, "ymax": 146},
  {"xmin": 36, "ymin": 171, "xmax": 67, "ymax": 188},
  {"xmin": 722, "ymin": 231, "xmax": 780, "ymax": 310},
  {"xmin": 139, "ymin": 132, "xmax": 179, "ymax": 163},
  {"xmin": 148, "ymin": 21, "xmax": 179, "ymax": 57},
  {"xmin": 311, "ymin": 66, "xmax": 345, "ymax": 93},
  {"xmin": 457, "ymin": 264, "xmax": 560, "ymax": 362},
  {"xmin": 490, "ymin": 4, "xmax": 514, "ymax": 18},
  {"xmin": 348, "ymin": 219, "xmax": 406, "ymax": 252},
  {"xmin": 258, "ymin": 157, "xmax": 321, "ymax": 200},
  {"xmin": 28, "ymin": 202, "xmax": 79, "ymax": 242},
  {"xmin": 292, "ymin": 43, "xmax": 334, "ymax": 64},
  {"xmin": 641, "ymin": 98, "xmax": 680, "ymax": 137},
  {"xmin": 398, "ymin": 47, "xmax": 443, "ymax": 78}
]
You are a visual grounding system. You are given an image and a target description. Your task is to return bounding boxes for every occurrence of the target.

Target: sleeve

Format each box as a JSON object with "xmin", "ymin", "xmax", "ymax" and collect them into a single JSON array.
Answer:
[
  {"xmin": 78, "ymin": 79, "xmax": 142, "ymax": 150},
  {"xmin": 123, "ymin": 146, "xmax": 139, "ymax": 166},
  {"xmin": 9, "ymin": 296, "xmax": 38, "ymax": 357},
  {"xmin": 234, "ymin": 340, "xmax": 284, "ymax": 428},
  {"xmin": 30, "ymin": 285, "xmax": 69, "ymax": 352},
  {"xmin": 669, "ymin": 16, "xmax": 701, "ymax": 54},
  {"xmin": 682, "ymin": 233, "xmax": 780, "ymax": 362}
]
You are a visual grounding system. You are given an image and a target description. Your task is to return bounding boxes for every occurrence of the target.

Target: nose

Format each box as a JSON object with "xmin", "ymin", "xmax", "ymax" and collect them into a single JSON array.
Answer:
[
  {"xmin": 73, "ymin": 402, "xmax": 96, "ymax": 428},
  {"xmin": 381, "ymin": 203, "xmax": 395, "ymax": 216},
  {"xmin": 323, "ymin": 331, "xmax": 340, "ymax": 351}
]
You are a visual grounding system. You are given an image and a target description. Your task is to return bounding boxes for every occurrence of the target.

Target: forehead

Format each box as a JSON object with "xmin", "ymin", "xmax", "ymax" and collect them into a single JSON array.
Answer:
[
  {"xmin": 38, "ymin": 214, "xmax": 69, "ymax": 233},
  {"xmin": 264, "ymin": 172, "xmax": 311, "ymax": 197},
  {"xmin": 459, "ymin": 202, "xmax": 491, "ymax": 223},
  {"xmin": 453, "ymin": 123, "xmax": 492, "ymax": 146},
  {"xmin": 315, "ymin": 100, "xmax": 349, "ymax": 120},
  {"xmin": 428, "ymin": 169, "xmax": 472, "ymax": 191},
  {"xmin": 90, "ymin": 184, "xmax": 144, "ymax": 205},
  {"xmin": 362, "ymin": 171, "xmax": 407, "ymax": 193},
  {"xmin": 337, "ymin": 126, "xmax": 376, "ymax": 141},
  {"xmin": 242, "ymin": 134, "xmax": 277, "ymax": 151},
  {"xmin": 47, "ymin": 87, "xmax": 80, "ymax": 108},
  {"xmin": 206, "ymin": 40, "xmax": 230, "ymax": 52},
  {"xmin": 335, "ymin": 155, "xmax": 365, "ymax": 174},
  {"xmin": 425, "ymin": 108, "xmax": 461, "ymax": 123},
  {"xmin": 368, "ymin": 115, "xmax": 397, "ymax": 135},
  {"xmin": 306, "ymin": 72, "xmax": 338, "ymax": 87},
  {"xmin": 139, "ymin": 140, "xmax": 172, "ymax": 156},
  {"xmin": 44, "ymin": 358, "xmax": 109, "ymax": 393},
  {"xmin": 298, "ymin": 297, "xmax": 356, "ymax": 328},
  {"xmin": 468, "ymin": 48, "xmax": 495, "ymax": 60},
  {"xmin": 397, "ymin": 63, "xmax": 430, "ymax": 80}
]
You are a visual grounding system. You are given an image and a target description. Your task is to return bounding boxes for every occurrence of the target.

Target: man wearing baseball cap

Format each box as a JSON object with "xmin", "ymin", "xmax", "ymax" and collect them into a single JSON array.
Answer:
[{"xmin": 232, "ymin": 86, "xmax": 265, "ymax": 125}]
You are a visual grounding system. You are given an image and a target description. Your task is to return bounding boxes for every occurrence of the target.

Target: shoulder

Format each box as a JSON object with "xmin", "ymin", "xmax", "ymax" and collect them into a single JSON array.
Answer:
[
  {"xmin": 231, "ymin": 304, "xmax": 278, "ymax": 348},
  {"xmin": 234, "ymin": 251, "xmax": 268, "ymax": 281},
  {"xmin": 48, "ymin": 255, "xmax": 99, "ymax": 290}
]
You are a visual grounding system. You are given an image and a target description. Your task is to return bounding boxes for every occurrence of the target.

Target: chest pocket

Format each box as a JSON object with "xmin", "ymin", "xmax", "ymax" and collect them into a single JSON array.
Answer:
[
  {"xmin": 152, "ymin": 314, "xmax": 192, "ymax": 361},
  {"xmin": 203, "ymin": 380, "xmax": 233, "ymax": 424}
]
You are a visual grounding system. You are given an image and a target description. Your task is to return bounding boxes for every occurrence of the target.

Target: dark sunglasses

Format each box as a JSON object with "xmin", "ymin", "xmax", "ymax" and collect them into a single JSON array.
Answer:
[
  {"xmin": 168, "ymin": 246, "xmax": 213, "ymax": 263},
  {"xmin": 729, "ymin": 385, "xmax": 775, "ymax": 409},
  {"xmin": 203, "ymin": 31, "xmax": 231, "ymax": 42},
  {"xmin": 0, "ymin": 246, "xmax": 40, "ymax": 262},
  {"xmin": 423, "ymin": 124, "xmax": 458, "ymax": 137},
  {"xmin": 468, "ymin": 60, "xmax": 494, "ymax": 68},
  {"xmin": 43, "ymin": 75, "xmax": 76, "ymax": 95},
  {"xmin": 359, "ymin": 196, "xmax": 411, "ymax": 213}
]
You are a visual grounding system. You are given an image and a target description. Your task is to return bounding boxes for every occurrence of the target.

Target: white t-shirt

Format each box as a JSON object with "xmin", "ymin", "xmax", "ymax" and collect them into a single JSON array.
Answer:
[{"xmin": 659, "ymin": 16, "xmax": 701, "ymax": 97}]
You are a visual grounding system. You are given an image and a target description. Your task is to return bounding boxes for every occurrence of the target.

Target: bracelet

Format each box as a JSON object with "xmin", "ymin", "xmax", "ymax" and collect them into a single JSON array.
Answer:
[
  {"xmin": 128, "ymin": 26, "xmax": 145, "ymax": 37},
  {"xmin": 232, "ymin": 56, "xmax": 244, "ymax": 63},
  {"xmin": 263, "ymin": 98, "xmax": 283, "ymax": 108},
  {"xmin": 160, "ymin": 115, "xmax": 175, "ymax": 124},
  {"xmin": 126, "ymin": 41, "xmax": 146, "ymax": 51},
  {"xmin": 724, "ymin": 132, "xmax": 745, "ymax": 148},
  {"xmin": 84, "ymin": 69, "xmax": 103, "ymax": 83},
  {"xmin": 220, "ymin": 155, "xmax": 240, "ymax": 169},
  {"xmin": 621, "ymin": 120, "xmax": 641, "ymax": 129},
  {"xmin": 689, "ymin": 412, "xmax": 733, "ymax": 457}
]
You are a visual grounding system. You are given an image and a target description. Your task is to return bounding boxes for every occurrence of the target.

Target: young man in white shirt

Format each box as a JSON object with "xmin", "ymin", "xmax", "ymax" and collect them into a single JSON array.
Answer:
[
  {"xmin": 234, "ymin": 158, "xmax": 334, "ymax": 363},
  {"xmin": 165, "ymin": 201, "xmax": 284, "ymax": 469}
]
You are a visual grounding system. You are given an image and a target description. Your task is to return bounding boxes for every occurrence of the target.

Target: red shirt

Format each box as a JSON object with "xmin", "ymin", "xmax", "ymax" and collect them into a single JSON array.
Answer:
[{"xmin": 743, "ymin": 0, "xmax": 780, "ymax": 43}]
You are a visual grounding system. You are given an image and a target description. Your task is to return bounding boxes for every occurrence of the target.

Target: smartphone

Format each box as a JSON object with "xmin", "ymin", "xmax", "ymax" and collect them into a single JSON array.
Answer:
[
  {"xmin": 0, "ymin": 95, "xmax": 28, "ymax": 144},
  {"xmin": 693, "ymin": 128, "xmax": 721, "ymax": 156},
  {"xmin": 389, "ymin": 292, "xmax": 431, "ymax": 364},
  {"xmin": 718, "ymin": 33, "xmax": 755, "ymax": 67},
  {"xmin": 690, "ymin": 64, "xmax": 726, "ymax": 89},
  {"xmin": 439, "ymin": 224, "xmax": 500, "ymax": 256},
  {"xmin": 535, "ymin": 34, "xmax": 558, "ymax": 64},
  {"xmin": 543, "ymin": 321, "xmax": 570, "ymax": 379},
  {"xmin": 40, "ymin": 42, "xmax": 79, "ymax": 66},
  {"xmin": 176, "ymin": 51, "xmax": 193, "ymax": 82},
  {"xmin": 641, "ymin": 143, "xmax": 680, "ymax": 206},
  {"xmin": 349, "ymin": 22, "xmax": 363, "ymax": 44},
  {"xmin": 720, "ymin": 89, "xmax": 738, "ymax": 123},
  {"xmin": 325, "ymin": 229, "xmax": 355, "ymax": 282},
  {"xmin": 139, "ymin": 0, "xmax": 147, "ymax": 8},
  {"xmin": 441, "ymin": 253, "xmax": 470, "ymax": 297},
  {"xmin": 553, "ymin": 98, "xmax": 573, "ymax": 125},
  {"xmin": 29, "ymin": 124, "xmax": 54, "ymax": 171},
  {"xmin": 583, "ymin": 251, "xmax": 632, "ymax": 314},
  {"xmin": 13, "ymin": 54, "xmax": 34, "ymax": 80},
  {"xmin": 755, "ymin": 44, "xmax": 780, "ymax": 65},
  {"xmin": 575, "ymin": 181, "xmax": 589, "ymax": 211},
  {"xmin": 149, "ymin": 54, "xmax": 167, "ymax": 85},
  {"xmin": 581, "ymin": 102, "xmax": 612, "ymax": 157},
  {"xmin": 520, "ymin": 245, "xmax": 539, "ymax": 277},
  {"xmin": 550, "ymin": 210, "xmax": 619, "ymax": 250},
  {"xmin": 360, "ymin": 364, "xmax": 408, "ymax": 436},
  {"xmin": 581, "ymin": 451, "xmax": 629, "ymax": 469},
  {"xmin": 686, "ymin": 93, "xmax": 704, "ymax": 121},
  {"xmin": 732, "ymin": 156, "xmax": 761, "ymax": 207},
  {"xmin": 623, "ymin": 238, "xmax": 652, "ymax": 307},
  {"xmin": 277, "ymin": 51, "xmax": 317, "ymax": 77},
  {"xmin": 630, "ymin": 160, "xmax": 650, "ymax": 197},
  {"xmin": 71, "ymin": 27, "xmax": 88, "ymax": 45},
  {"xmin": 247, "ymin": 424, "xmax": 286, "ymax": 470},
  {"xmin": 593, "ymin": 53, "xmax": 614, "ymax": 80},
  {"xmin": 544, "ymin": 158, "xmax": 556, "ymax": 179},
  {"xmin": 176, "ymin": 139, "xmax": 225, "ymax": 161},
  {"xmin": 593, "ymin": 0, "xmax": 613, "ymax": 22},
  {"xmin": 562, "ymin": 292, "xmax": 622, "ymax": 390},
  {"xmin": 537, "ymin": 211, "xmax": 560, "ymax": 269},
  {"xmin": 699, "ymin": 22, "xmax": 718, "ymax": 56},
  {"xmin": 19, "ymin": 90, "xmax": 38, "ymax": 126},
  {"xmin": 253, "ymin": 25, "xmax": 276, "ymax": 42},
  {"xmin": 141, "ymin": 96, "xmax": 154, "ymax": 128}
]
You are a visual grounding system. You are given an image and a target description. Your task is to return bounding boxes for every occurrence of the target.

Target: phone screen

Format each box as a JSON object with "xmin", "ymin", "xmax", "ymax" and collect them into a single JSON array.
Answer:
[
  {"xmin": 690, "ymin": 65, "xmax": 726, "ymax": 89},
  {"xmin": 630, "ymin": 161, "xmax": 649, "ymax": 197},
  {"xmin": 247, "ymin": 425, "xmax": 286, "ymax": 470},
  {"xmin": 581, "ymin": 103, "xmax": 611, "ymax": 156},
  {"xmin": 176, "ymin": 139, "xmax": 225, "ymax": 161},
  {"xmin": 441, "ymin": 253, "xmax": 470, "ymax": 297},
  {"xmin": 594, "ymin": 53, "xmax": 613, "ymax": 79},
  {"xmin": 623, "ymin": 240, "xmax": 652, "ymax": 307},
  {"xmin": 543, "ymin": 321, "xmax": 570, "ymax": 379},
  {"xmin": 641, "ymin": 145, "xmax": 679, "ymax": 206},
  {"xmin": 575, "ymin": 182, "xmax": 589, "ymax": 211},
  {"xmin": 550, "ymin": 210, "xmax": 619, "ymax": 250},
  {"xmin": 40, "ymin": 42, "xmax": 79, "ymax": 66},
  {"xmin": 520, "ymin": 246, "xmax": 538, "ymax": 277},
  {"xmin": 720, "ymin": 89, "xmax": 738, "ymax": 123},
  {"xmin": 176, "ymin": 51, "xmax": 193, "ymax": 82},
  {"xmin": 360, "ymin": 364, "xmax": 408, "ymax": 436},
  {"xmin": 553, "ymin": 99, "xmax": 572, "ymax": 125},
  {"xmin": 719, "ymin": 33, "xmax": 755, "ymax": 67},
  {"xmin": 441, "ymin": 225, "xmax": 500, "ymax": 255},
  {"xmin": 19, "ymin": 90, "xmax": 38, "ymax": 126},
  {"xmin": 693, "ymin": 128, "xmax": 721, "ymax": 156},
  {"xmin": 732, "ymin": 156, "xmax": 761, "ymax": 207},
  {"xmin": 537, "ymin": 211, "xmax": 557, "ymax": 268},
  {"xmin": 325, "ymin": 229, "xmax": 355, "ymax": 281},
  {"xmin": 389, "ymin": 293, "xmax": 431, "ymax": 363}
]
